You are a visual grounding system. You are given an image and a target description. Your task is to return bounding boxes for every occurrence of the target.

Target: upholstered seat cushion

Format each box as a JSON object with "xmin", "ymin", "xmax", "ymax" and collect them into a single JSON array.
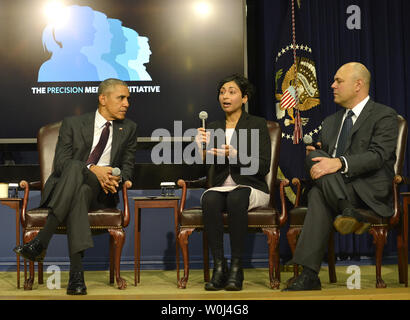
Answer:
[
  {"xmin": 288, "ymin": 207, "xmax": 308, "ymax": 226},
  {"xmin": 181, "ymin": 206, "xmax": 279, "ymax": 228},
  {"xmin": 288, "ymin": 206, "xmax": 389, "ymax": 227},
  {"xmin": 24, "ymin": 207, "xmax": 123, "ymax": 229}
]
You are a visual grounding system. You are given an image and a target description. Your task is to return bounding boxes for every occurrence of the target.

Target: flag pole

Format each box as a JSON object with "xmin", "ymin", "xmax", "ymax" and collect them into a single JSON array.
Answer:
[{"xmin": 291, "ymin": 0, "xmax": 303, "ymax": 144}]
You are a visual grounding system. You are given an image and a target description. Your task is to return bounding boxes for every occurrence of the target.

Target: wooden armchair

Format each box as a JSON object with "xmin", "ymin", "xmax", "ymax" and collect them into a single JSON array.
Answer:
[
  {"xmin": 176, "ymin": 121, "xmax": 289, "ymax": 289},
  {"xmin": 287, "ymin": 115, "xmax": 408, "ymax": 288},
  {"xmin": 19, "ymin": 121, "xmax": 131, "ymax": 290}
]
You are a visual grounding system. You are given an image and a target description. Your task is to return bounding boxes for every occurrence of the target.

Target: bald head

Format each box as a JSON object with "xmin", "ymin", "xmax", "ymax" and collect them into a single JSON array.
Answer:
[
  {"xmin": 343, "ymin": 62, "xmax": 371, "ymax": 90},
  {"xmin": 331, "ymin": 62, "xmax": 371, "ymax": 109}
]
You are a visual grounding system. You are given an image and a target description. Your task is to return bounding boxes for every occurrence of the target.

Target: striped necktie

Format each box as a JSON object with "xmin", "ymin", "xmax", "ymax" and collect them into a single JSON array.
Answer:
[{"xmin": 86, "ymin": 121, "xmax": 111, "ymax": 165}]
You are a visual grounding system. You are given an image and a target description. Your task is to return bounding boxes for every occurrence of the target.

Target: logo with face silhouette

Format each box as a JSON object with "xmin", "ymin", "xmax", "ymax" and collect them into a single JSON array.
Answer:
[{"xmin": 38, "ymin": 5, "xmax": 152, "ymax": 82}]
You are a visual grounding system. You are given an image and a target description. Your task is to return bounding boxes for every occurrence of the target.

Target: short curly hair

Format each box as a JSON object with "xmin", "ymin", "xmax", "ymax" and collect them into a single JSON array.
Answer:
[
  {"xmin": 216, "ymin": 74, "xmax": 255, "ymax": 102},
  {"xmin": 98, "ymin": 78, "xmax": 128, "ymax": 96}
]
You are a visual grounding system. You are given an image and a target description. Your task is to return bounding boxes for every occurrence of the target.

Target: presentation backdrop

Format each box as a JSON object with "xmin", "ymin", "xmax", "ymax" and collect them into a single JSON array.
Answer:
[{"xmin": 0, "ymin": 0, "xmax": 245, "ymax": 138}]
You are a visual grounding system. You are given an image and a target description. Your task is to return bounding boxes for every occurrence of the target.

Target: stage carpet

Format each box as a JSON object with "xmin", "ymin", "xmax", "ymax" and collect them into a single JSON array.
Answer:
[{"xmin": 0, "ymin": 265, "xmax": 408, "ymax": 300}]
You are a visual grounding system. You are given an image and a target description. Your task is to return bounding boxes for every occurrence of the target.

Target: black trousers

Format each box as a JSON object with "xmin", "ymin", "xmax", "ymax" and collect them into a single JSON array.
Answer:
[
  {"xmin": 43, "ymin": 160, "xmax": 116, "ymax": 255},
  {"xmin": 292, "ymin": 150, "xmax": 368, "ymax": 273},
  {"xmin": 201, "ymin": 187, "xmax": 251, "ymax": 261}
]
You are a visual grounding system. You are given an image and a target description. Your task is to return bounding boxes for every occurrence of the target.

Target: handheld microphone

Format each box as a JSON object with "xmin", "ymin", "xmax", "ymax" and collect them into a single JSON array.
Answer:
[
  {"xmin": 199, "ymin": 111, "xmax": 208, "ymax": 149},
  {"xmin": 303, "ymin": 135, "xmax": 321, "ymax": 149},
  {"xmin": 112, "ymin": 167, "xmax": 122, "ymax": 185},
  {"xmin": 112, "ymin": 167, "xmax": 121, "ymax": 176}
]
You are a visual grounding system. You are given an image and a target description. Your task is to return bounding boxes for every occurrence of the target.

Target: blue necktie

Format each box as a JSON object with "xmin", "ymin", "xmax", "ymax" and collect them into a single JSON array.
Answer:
[{"xmin": 335, "ymin": 110, "xmax": 354, "ymax": 157}]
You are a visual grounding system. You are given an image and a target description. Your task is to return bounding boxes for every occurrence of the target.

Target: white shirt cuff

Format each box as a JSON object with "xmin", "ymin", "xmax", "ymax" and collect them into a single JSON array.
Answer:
[{"xmin": 340, "ymin": 156, "xmax": 348, "ymax": 174}]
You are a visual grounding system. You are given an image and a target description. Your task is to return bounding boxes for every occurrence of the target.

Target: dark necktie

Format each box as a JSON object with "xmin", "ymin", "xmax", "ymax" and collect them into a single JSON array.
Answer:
[
  {"xmin": 335, "ymin": 110, "xmax": 354, "ymax": 157},
  {"xmin": 86, "ymin": 122, "xmax": 111, "ymax": 165}
]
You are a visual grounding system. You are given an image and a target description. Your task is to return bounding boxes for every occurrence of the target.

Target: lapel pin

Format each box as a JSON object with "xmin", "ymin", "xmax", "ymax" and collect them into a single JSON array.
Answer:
[{"xmin": 119, "ymin": 127, "xmax": 123, "ymax": 131}]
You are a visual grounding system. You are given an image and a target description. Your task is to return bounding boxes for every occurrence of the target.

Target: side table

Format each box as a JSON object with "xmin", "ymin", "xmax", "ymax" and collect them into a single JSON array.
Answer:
[
  {"xmin": 0, "ymin": 197, "xmax": 23, "ymax": 289},
  {"xmin": 133, "ymin": 196, "xmax": 180, "ymax": 286}
]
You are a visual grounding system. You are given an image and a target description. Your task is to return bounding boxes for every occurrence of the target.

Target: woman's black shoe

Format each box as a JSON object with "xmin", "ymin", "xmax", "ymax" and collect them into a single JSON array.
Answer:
[
  {"xmin": 204, "ymin": 258, "xmax": 228, "ymax": 291},
  {"xmin": 224, "ymin": 258, "xmax": 244, "ymax": 291}
]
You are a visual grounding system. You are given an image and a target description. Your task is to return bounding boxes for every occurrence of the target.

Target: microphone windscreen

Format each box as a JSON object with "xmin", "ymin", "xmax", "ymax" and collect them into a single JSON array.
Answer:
[
  {"xmin": 199, "ymin": 111, "xmax": 208, "ymax": 120},
  {"xmin": 303, "ymin": 135, "xmax": 313, "ymax": 145},
  {"xmin": 112, "ymin": 167, "xmax": 121, "ymax": 176}
]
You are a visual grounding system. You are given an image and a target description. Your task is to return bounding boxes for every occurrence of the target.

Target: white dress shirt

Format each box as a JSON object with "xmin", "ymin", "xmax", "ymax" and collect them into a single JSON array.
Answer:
[{"xmin": 333, "ymin": 95, "xmax": 369, "ymax": 173}]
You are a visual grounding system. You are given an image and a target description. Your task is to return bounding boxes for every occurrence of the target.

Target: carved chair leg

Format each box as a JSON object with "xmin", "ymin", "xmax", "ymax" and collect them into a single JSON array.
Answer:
[
  {"xmin": 369, "ymin": 226, "xmax": 388, "ymax": 288},
  {"xmin": 327, "ymin": 230, "xmax": 337, "ymax": 283},
  {"xmin": 401, "ymin": 206, "xmax": 408, "ymax": 287},
  {"xmin": 177, "ymin": 228, "xmax": 194, "ymax": 289},
  {"xmin": 404, "ymin": 240, "xmax": 409, "ymax": 288},
  {"xmin": 38, "ymin": 262, "xmax": 44, "ymax": 284},
  {"xmin": 262, "ymin": 228, "xmax": 280, "ymax": 289},
  {"xmin": 273, "ymin": 230, "xmax": 281, "ymax": 283},
  {"xmin": 404, "ymin": 244, "xmax": 409, "ymax": 288},
  {"xmin": 109, "ymin": 234, "xmax": 114, "ymax": 284},
  {"xmin": 25, "ymin": 261, "xmax": 35, "ymax": 291},
  {"xmin": 396, "ymin": 222, "xmax": 405, "ymax": 284},
  {"xmin": 202, "ymin": 231, "xmax": 210, "ymax": 282},
  {"xmin": 24, "ymin": 258, "xmax": 27, "ymax": 283},
  {"xmin": 176, "ymin": 231, "xmax": 180, "ymax": 283},
  {"xmin": 108, "ymin": 229, "xmax": 126, "ymax": 290},
  {"xmin": 23, "ymin": 230, "xmax": 39, "ymax": 290},
  {"xmin": 286, "ymin": 226, "xmax": 301, "ymax": 278}
]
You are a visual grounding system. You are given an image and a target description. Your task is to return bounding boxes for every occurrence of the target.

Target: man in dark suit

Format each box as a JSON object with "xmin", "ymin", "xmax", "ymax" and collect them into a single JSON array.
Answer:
[
  {"xmin": 14, "ymin": 78, "xmax": 138, "ymax": 295},
  {"xmin": 283, "ymin": 62, "xmax": 398, "ymax": 291}
]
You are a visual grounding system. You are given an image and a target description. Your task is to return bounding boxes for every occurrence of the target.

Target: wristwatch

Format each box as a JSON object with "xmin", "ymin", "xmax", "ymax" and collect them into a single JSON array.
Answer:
[{"xmin": 339, "ymin": 157, "xmax": 346, "ymax": 172}]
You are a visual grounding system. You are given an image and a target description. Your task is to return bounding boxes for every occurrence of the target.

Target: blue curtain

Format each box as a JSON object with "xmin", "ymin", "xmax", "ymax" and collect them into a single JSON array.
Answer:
[{"xmin": 247, "ymin": 0, "xmax": 410, "ymax": 262}]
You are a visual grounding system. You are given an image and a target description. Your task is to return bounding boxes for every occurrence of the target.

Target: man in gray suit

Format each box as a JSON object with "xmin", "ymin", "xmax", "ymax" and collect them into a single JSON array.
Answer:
[
  {"xmin": 14, "ymin": 78, "xmax": 138, "ymax": 295},
  {"xmin": 283, "ymin": 62, "xmax": 398, "ymax": 291}
]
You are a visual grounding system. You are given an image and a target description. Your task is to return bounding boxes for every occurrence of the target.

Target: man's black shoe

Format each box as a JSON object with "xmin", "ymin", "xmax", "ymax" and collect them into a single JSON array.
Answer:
[
  {"xmin": 13, "ymin": 238, "xmax": 46, "ymax": 262},
  {"xmin": 67, "ymin": 271, "xmax": 87, "ymax": 295},
  {"xmin": 205, "ymin": 258, "xmax": 228, "ymax": 291},
  {"xmin": 282, "ymin": 272, "xmax": 321, "ymax": 291},
  {"xmin": 334, "ymin": 207, "xmax": 371, "ymax": 235}
]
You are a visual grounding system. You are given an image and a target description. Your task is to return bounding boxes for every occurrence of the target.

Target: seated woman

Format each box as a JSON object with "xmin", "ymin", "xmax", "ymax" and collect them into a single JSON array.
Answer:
[{"xmin": 196, "ymin": 74, "xmax": 272, "ymax": 291}]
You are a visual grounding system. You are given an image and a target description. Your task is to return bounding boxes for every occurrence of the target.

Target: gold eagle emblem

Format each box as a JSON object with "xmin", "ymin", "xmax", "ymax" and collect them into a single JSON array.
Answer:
[{"xmin": 275, "ymin": 56, "xmax": 320, "ymax": 126}]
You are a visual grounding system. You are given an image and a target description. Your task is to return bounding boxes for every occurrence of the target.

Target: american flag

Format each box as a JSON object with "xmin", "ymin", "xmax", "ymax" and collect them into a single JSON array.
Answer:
[{"xmin": 280, "ymin": 85, "xmax": 297, "ymax": 110}]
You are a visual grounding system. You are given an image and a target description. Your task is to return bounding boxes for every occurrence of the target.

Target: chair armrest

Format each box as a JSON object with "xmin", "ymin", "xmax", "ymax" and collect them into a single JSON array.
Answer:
[
  {"xmin": 121, "ymin": 182, "xmax": 132, "ymax": 228},
  {"xmin": 29, "ymin": 181, "xmax": 42, "ymax": 190},
  {"xmin": 291, "ymin": 178, "xmax": 302, "ymax": 207},
  {"xmin": 176, "ymin": 177, "xmax": 207, "ymax": 222},
  {"xmin": 184, "ymin": 178, "xmax": 207, "ymax": 189},
  {"xmin": 291, "ymin": 177, "xmax": 312, "ymax": 207},
  {"xmin": 177, "ymin": 179, "xmax": 188, "ymax": 221},
  {"xmin": 177, "ymin": 179, "xmax": 187, "ymax": 225},
  {"xmin": 278, "ymin": 178, "xmax": 290, "ymax": 226},
  {"xmin": 389, "ymin": 175, "xmax": 408, "ymax": 226},
  {"xmin": 19, "ymin": 180, "xmax": 33, "ymax": 228}
]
